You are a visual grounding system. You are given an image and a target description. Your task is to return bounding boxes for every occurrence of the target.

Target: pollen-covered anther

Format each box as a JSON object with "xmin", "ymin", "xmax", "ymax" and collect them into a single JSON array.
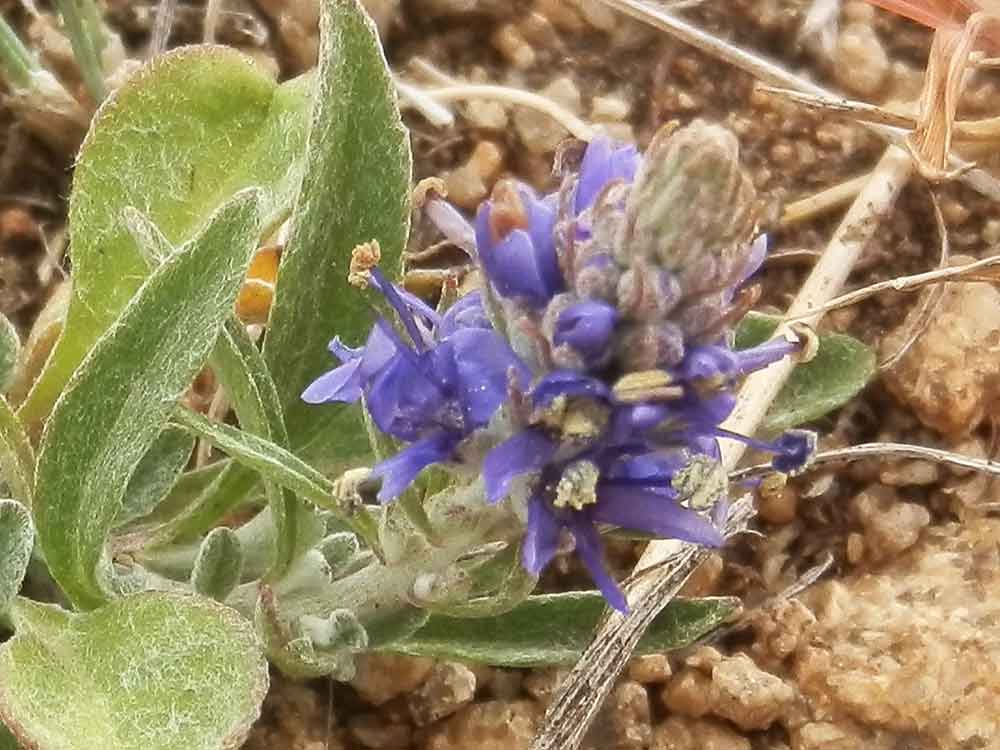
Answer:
[
  {"xmin": 347, "ymin": 239, "xmax": 382, "ymax": 288},
  {"xmin": 560, "ymin": 399, "xmax": 610, "ymax": 442},
  {"xmin": 553, "ymin": 460, "xmax": 600, "ymax": 510},
  {"xmin": 613, "ymin": 370, "xmax": 684, "ymax": 403}
]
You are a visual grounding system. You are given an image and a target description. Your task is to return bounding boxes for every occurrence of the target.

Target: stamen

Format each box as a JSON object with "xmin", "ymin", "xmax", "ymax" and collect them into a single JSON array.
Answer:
[{"xmin": 553, "ymin": 460, "xmax": 600, "ymax": 510}]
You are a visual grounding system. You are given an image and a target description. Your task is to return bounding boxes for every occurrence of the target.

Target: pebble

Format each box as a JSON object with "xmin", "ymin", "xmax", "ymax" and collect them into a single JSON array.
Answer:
[
  {"xmin": 651, "ymin": 716, "xmax": 750, "ymax": 750},
  {"xmin": 407, "ymin": 661, "xmax": 477, "ymax": 726},
  {"xmin": 513, "ymin": 76, "xmax": 582, "ymax": 155},
  {"xmin": 348, "ymin": 714, "xmax": 411, "ymax": 749},
  {"xmin": 833, "ymin": 22, "xmax": 889, "ymax": 98},
  {"xmin": 424, "ymin": 700, "xmax": 540, "ymax": 750},
  {"xmin": 590, "ymin": 94, "xmax": 630, "ymax": 123},
  {"xmin": 709, "ymin": 653, "xmax": 797, "ymax": 731},
  {"xmin": 443, "ymin": 141, "xmax": 504, "ymax": 210},
  {"xmin": 879, "ymin": 459, "xmax": 940, "ymax": 487},
  {"xmin": 609, "ymin": 681, "xmax": 652, "ymax": 750},
  {"xmin": 522, "ymin": 667, "xmax": 568, "ymax": 705},
  {"xmin": 757, "ymin": 482, "xmax": 799, "ymax": 525},
  {"xmin": 850, "ymin": 485, "xmax": 931, "ymax": 563},
  {"xmin": 881, "ymin": 258, "xmax": 1000, "ymax": 436},
  {"xmin": 627, "ymin": 654, "xmax": 673, "ymax": 685},
  {"xmin": 660, "ymin": 668, "xmax": 713, "ymax": 718},
  {"xmin": 350, "ymin": 654, "xmax": 434, "ymax": 706},
  {"xmin": 492, "ymin": 24, "xmax": 536, "ymax": 70}
]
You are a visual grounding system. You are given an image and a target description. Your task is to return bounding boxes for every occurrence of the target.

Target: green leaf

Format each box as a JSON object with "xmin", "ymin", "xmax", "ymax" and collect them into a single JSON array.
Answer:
[
  {"xmin": 0, "ymin": 398, "xmax": 33, "ymax": 507},
  {"xmin": 191, "ymin": 528, "xmax": 243, "ymax": 601},
  {"xmin": 18, "ymin": 47, "xmax": 312, "ymax": 430},
  {"xmin": 0, "ymin": 313, "xmax": 19, "ymax": 392},
  {"xmin": 262, "ymin": 0, "xmax": 411, "ymax": 471},
  {"xmin": 33, "ymin": 191, "xmax": 263, "ymax": 610},
  {"xmin": 0, "ymin": 593, "xmax": 267, "ymax": 750},
  {"xmin": 171, "ymin": 408, "xmax": 380, "ymax": 553},
  {"xmin": 392, "ymin": 593, "xmax": 740, "ymax": 667},
  {"xmin": 0, "ymin": 723, "xmax": 18, "ymax": 750},
  {"xmin": 116, "ymin": 427, "xmax": 194, "ymax": 527},
  {"xmin": 734, "ymin": 312, "xmax": 876, "ymax": 433},
  {"xmin": 0, "ymin": 501, "xmax": 32, "ymax": 614}
]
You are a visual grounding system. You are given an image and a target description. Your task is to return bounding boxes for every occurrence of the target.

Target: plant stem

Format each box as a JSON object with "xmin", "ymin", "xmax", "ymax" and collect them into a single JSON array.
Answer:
[
  {"xmin": 52, "ymin": 0, "xmax": 107, "ymax": 102},
  {"xmin": 0, "ymin": 15, "xmax": 39, "ymax": 89},
  {"xmin": 531, "ymin": 146, "xmax": 914, "ymax": 750}
]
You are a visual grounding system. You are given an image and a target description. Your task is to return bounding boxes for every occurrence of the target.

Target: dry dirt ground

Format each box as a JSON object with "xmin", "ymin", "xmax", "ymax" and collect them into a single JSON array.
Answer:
[{"xmin": 3, "ymin": 1, "xmax": 1000, "ymax": 749}]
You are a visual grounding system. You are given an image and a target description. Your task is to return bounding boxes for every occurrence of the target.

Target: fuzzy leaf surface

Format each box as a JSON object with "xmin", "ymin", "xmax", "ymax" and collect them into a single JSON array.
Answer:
[
  {"xmin": 734, "ymin": 312, "xmax": 876, "ymax": 432},
  {"xmin": 392, "ymin": 593, "xmax": 739, "ymax": 666},
  {"xmin": 0, "ymin": 593, "xmax": 267, "ymax": 750},
  {"xmin": 19, "ymin": 47, "xmax": 311, "ymax": 429},
  {"xmin": 0, "ymin": 501, "xmax": 32, "ymax": 614},
  {"xmin": 262, "ymin": 0, "xmax": 411, "ymax": 471},
  {"xmin": 32, "ymin": 191, "xmax": 262, "ymax": 610}
]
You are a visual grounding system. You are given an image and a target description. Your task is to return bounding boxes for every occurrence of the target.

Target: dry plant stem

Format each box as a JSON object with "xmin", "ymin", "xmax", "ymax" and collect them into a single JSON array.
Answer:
[
  {"xmin": 531, "ymin": 146, "xmax": 913, "ymax": 750},
  {"xmin": 204, "ymin": 0, "xmax": 223, "ymax": 43},
  {"xmin": 783, "ymin": 253, "xmax": 1000, "ymax": 320},
  {"xmin": 395, "ymin": 77, "xmax": 456, "ymax": 128},
  {"xmin": 149, "ymin": 0, "xmax": 177, "ymax": 58},
  {"xmin": 731, "ymin": 442, "xmax": 1000, "ymax": 482},
  {"xmin": 780, "ymin": 174, "xmax": 872, "ymax": 226},
  {"xmin": 419, "ymin": 84, "xmax": 595, "ymax": 140},
  {"xmin": 595, "ymin": 0, "xmax": 1000, "ymax": 202}
]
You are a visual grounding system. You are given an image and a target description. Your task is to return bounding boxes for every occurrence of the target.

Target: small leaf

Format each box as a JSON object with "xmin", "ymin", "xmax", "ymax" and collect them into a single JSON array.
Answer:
[
  {"xmin": 0, "ymin": 501, "xmax": 32, "ymax": 613},
  {"xmin": 0, "ymin": 313, "xmax": 20, "ymax": 392},
  {"xmin": 392, "ymin": 593, "xmax": 740, "ymax": 667},
  {"xmin": 116, "ymin": 426, "xmax": 194, "ymax": 527},
  {"xmin": 262, "ymin": 0, "xmax": 412, "ymax": 472},
  {"xmin": 33, "ymin": 190, "xmax": 263, "ymax": 610},
  {"xmin": 19, "ymin": 48, "xmax": 312, "ymax": 430},
  {"xmin": 734, "ymin": 312, "xmax": 876, "ymax": 432},
  {"xmin": 191, "ymin": 527, "xmax": 243, "ymax": 601},
  {"xmin": 0, "ymin": 397, "xmax": 33, "ymax": 507},
  {"xmin": 0, "ymin": 593, "xmax": 267, "ymax": 750}
]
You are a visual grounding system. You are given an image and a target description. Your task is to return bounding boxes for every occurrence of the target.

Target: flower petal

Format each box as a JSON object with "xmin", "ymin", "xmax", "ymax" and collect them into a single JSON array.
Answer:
[
  {"xmin": 439, "ymin": 291, "xmax": 490, "ymax": 337},
  {"xmin": 592, "ymin": 487, "xmax": 725, "ymax": 547},
  {"xmin": 575, "ymin": 136, "xmax": 640, "ymax": 213},
  {"xmin": 484, "ymin": 429, "xmax": 557, "ymax": 503},
  {"xmin": 531, "ymin": 370, "xmax": 610, "ymax": 409},
  {"xmin": 553, "ymin": 300, "xmax": 618, "ymax": 363},
  {"xmin": 521, "ymin": 494, "xmax": 561, "ymax": 575},
  {"xmin": 482, "ymin": 228, "xmax": 557, "ymax": 307},
  {"xmin": 301, "ymin": 359, "xmax": 364, "ymax": 404},
  {"xmin": 449, "ymin": 328, "xmax": 530, "ymax": 428},
  {"xmin": 568, "ymin": 516, "xmax": 628, "ymax": 613},
  {"xmin": 370, "ymin": 433, "xmax": 457, "ymax": 502}
]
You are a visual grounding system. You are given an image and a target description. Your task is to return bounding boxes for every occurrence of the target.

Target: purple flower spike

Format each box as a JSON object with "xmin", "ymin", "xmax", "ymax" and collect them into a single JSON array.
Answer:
[
  {"xmin": 371, "ymin": 433, "xmax": 457, "ymax": 502},
  {"xmin": 484, "ymin": 429, "xmax": 557, "ymax": 503},
  {"xmin": 554, "ymin": 300, "xmax": 618, "ymax": 364}
]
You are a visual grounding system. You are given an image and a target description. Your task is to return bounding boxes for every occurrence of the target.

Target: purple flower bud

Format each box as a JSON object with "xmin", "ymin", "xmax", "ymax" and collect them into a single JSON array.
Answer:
[
  {"xmin": 553, "ymin": 300, "xmax": 618, "ymax": 366},
  {"xmin": 575, "ymin": 136, "xmax": 641, "ymax": 214}
]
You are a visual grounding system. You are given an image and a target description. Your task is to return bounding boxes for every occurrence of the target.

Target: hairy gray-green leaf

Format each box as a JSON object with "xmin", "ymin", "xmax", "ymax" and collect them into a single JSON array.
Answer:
[
  {"xmin": 0, "ymin": 722, "xmax": 18, "ymax": 750},
  {"xmin": 0, "ymin": 501, "xmax": 32, "ymax": 614},
  {"xmin": 19, "ymin": 47, "xmax": 311, "ymax": 430},
  {"xmin": 734, "ymin": 312, "xmax": 876, "ymax": 432},
  {"xmin": 0, "ymin": 593, "xmax": 267, "ymax": 750},
  {"xmin": 191, "ymin": 527, "xmax": 243, "ymax": 601},
  {"xmin": 0, "ymin": 398, "xmax": 32, "ymax": 507},
  {"xmin": 392, "ymin": 593, "xmax": 739, "ymax": 667},
  {"xmin": 0, "ymin": 313, "xmax": 19, "ymax": 393},
  {"xmin": 33, "ymin": 190, "xmax": 263, "ymax": 610},
  {"xmin": 116, "ymin": 427, "xmax": 194, "ymax": 527},
  {"xmin": 262, "ymin": 0, "xmax": 411, "ymax": 472},
  {"xmin": 171, "ymin": 408, "xmax": 380, "ymax": 552}
]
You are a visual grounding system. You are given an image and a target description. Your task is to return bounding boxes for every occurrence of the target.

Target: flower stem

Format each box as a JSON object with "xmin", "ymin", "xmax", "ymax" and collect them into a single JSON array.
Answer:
[
  {"xmin": 52, "ymin": 0, "xmax": 107, "ymax": 102},
  {"xmin": 0, "ymin": 15, "xmax": 39, "ymax": 90}
]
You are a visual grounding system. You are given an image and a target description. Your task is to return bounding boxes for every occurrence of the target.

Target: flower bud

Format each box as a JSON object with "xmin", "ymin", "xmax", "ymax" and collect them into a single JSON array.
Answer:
[{"xmin": 621, "ymin": 121, "xmax": 757, "ymax": 288}]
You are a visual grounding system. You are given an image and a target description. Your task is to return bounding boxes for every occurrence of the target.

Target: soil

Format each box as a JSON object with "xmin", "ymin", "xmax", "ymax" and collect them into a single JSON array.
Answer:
[{"xmin": 3, "ymin": 1, "xmax": 1000, "ymax": 749}]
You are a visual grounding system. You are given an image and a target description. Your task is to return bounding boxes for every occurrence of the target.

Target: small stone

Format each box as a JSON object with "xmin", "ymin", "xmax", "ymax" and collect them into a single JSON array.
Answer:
[
  {"xmin": 443, "ymin": 141, "xmax": 504, "ymax": 210},
  {"xmin": 348, "ymin": 714, "xmax": 411, "ymax": 749},
  {"xmin": 574, "ymin": 0, "xmax": 616, "ymax": 31},
  {"xmin": 591, "ymin": 94, "xmax": 631, "ymax": 123},
  {"xmin": 351, "ymin": 654, "xmax": 434, "ymax": 706},
  {"xmin": 425, "ymin": 700, "xmax": 540, "ymax": 750},
  {"xmin": 757, "ymin": 483, "xmax": 799, "ymax": 525},
  {"xmin": 845, "ymin": 532, "xmax": 865, "ymax": 565},
  {"xmin": 790, "ymin": 722, "xmax": 859, "ymax": 750},
  {"xmin": 609, "ymin": 681, "xmax": 652, "ymax": 750},
  {"xmin": 523, "ymin": 667, "xmax": 568, "ymax": 705},
  {"xmin": 982, "ymin": 218, "xmax": 1000, "ymax": 246},
  {"xmin": 851, "ymin": 485, "xmax": 931, "ymax": 563},
  {"xmin": 834, "ymin": 22, "xmax": 889, "ymax": 98},
  {"xmin": 882, "ymin": 257, "xmax": 1000, "ymax": 436},
  {"xmin": 651, "ymin": 716, "xmax": 750, "ymax": 750},
  {"xmin": 513, "ymin": 76, "xmax": 582, "ymax": 155},
  {"xmin": 408, "ymin": 661, "xmax": 477, "ymax": 726},
  {"xmin": 879, "ymin": 459, "xmax": 940, "ymax": 487},
  {"xmin": 748, "ymin": 599, "xmax": 817, "ymax": 665},
  {"xmin": 535, "ymin": 0, "xmax": 586, "ymax": 32},
  {"xmin": 709, "ymin": 654, "xmax": 796, "ymax": 731},
  {"xmin": 661, "ymin": 668, "xmax": 713, "ymax": 718},
  {"xmin": 627, "ymin": 654, "xmax": 672, "ymax": 684},
  {"xmin": 483, "ymin": 668, "xmax": 523, "ymax": 700},
  {"xmin": 492, "ymin": 24, "xmax": 536, "ymax": 70}
]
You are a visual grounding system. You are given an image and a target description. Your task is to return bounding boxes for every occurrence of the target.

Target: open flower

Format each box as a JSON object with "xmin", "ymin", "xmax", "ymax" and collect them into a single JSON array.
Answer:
[{"xmin": 303, "ymin": 269, "xmax": 527, "ymax": 501}]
